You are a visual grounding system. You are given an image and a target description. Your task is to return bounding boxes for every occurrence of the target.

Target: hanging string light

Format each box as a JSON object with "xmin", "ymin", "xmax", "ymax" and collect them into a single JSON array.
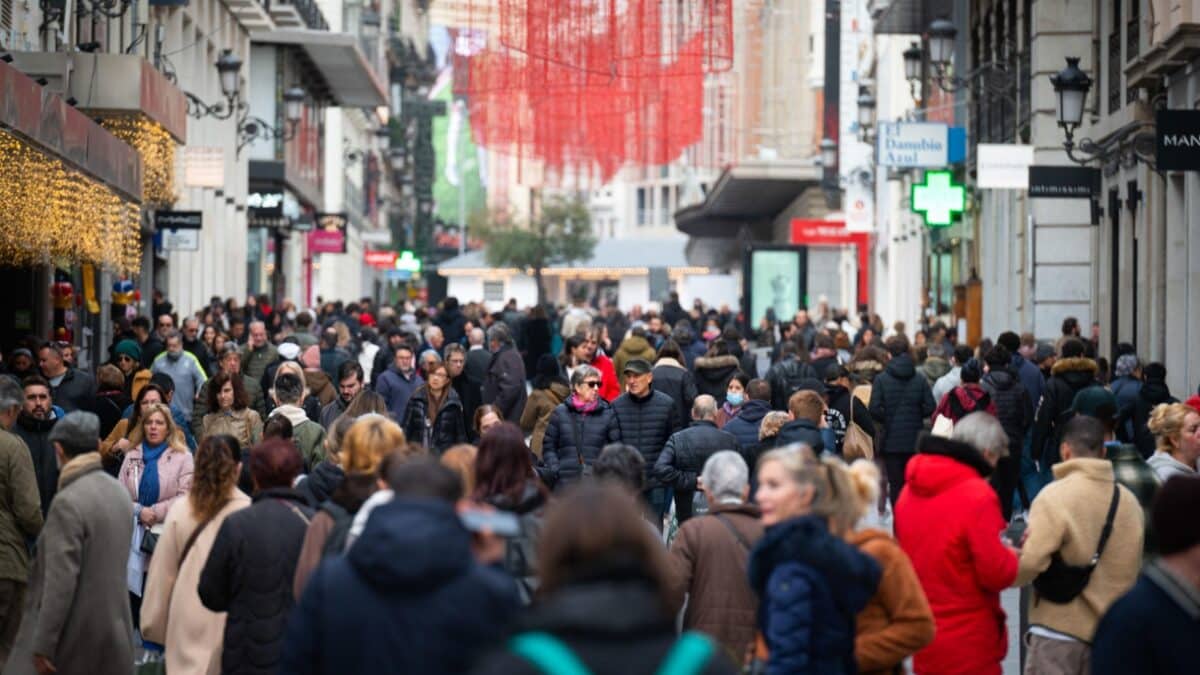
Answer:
[{"xmin": 99, "ymin": 114, "xmax": 178, "ymax": 207}]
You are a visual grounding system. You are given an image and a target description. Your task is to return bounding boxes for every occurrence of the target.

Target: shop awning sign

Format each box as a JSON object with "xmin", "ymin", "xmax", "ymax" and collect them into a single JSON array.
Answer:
[
  {"xmin": 1028, "ymin": 166, "xmax": 1100, "ymax": 198},
  {"xmin": 1155, "ymin": 109, "xmax": 1200, "ymax": 171},
  {"xmin": 308, "ymin": 213, "xmax": 347, "ymax": 254},
  {"xmin": 977, "ymin": 144, "xmax": 1034, "ymax": 188},
  {"xmin": 154, "ymin": 210, "xmax": 202, "ymax": 229},
  {"xmin": 365, "ymin": 250, "xmax": 398, "ymax": 268},
  {"xmin": 877, "ymin": 122, "xmax": 948, "ymax": 167},
  {"xmin": 911, "ymin": 171, "xmax": 965, "ymax": 227}
]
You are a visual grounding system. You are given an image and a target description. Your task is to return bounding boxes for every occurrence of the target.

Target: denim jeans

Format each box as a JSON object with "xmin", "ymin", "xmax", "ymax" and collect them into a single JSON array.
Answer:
[{"xmin": 643, "ymin": 486, "xmax": 673, "ymax": 532}]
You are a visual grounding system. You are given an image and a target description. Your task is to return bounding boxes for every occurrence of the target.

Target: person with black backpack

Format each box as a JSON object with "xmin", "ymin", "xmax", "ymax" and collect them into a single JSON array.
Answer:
[
  {"xmin": 765, "ymin": 341, "xmax": 817, "ymax": 412},
  {"xmin": 931, "ymin": 359, "xmax": 996, "ymax": 424}
]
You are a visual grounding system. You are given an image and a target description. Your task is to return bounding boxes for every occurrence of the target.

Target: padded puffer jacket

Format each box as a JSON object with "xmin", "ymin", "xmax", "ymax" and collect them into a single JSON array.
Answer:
[
  {"xmin": 611, "ymin": 390, "xmax": 682, "ymax": 486},
  {"xmin": 868, "ymin": 354, "xmax": 936, "ymax": 456},
  {"xmin": 541, "ymin": 398, "xmax": 620, "ymax": 489}
]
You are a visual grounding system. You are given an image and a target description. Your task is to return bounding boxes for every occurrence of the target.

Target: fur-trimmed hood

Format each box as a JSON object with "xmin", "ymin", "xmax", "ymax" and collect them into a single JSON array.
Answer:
[
  {"xmin": 916, "ymin": 433, "xmax": 994, "ymax": 478},
  {"xmin": 1051, "ymin": 356, "xmax": 1098, "ymax": 377},
  {"xmin": 694, "ymin": 354, "xmax": 740, "ymax": 370}
]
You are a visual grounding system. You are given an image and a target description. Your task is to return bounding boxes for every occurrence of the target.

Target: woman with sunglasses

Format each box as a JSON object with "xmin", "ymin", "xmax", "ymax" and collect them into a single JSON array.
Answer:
[
  {"xmin": 111, "ymin": 339, "xmax": 151, "ymax": 399},
  {"xmin": 541, "ymin": 365, "xmax": 620, "ymax": 491}
]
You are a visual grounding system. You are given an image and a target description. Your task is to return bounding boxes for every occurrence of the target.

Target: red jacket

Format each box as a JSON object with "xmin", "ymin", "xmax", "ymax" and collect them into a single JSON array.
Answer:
[
  {"xmin": 895, "ymin": 436, "xmax": 1018, "ymax": 675},
  {"xmin": 590, "ymin": 353, "xmax": 621, "ymax": 402}
]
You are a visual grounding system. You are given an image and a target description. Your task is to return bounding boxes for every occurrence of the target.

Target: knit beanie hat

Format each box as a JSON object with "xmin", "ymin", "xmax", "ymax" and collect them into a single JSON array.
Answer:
[
  {"xmin": 301, "ymin": 345, "xmax": 321, "ymax": 370},
  {"xmin": 960, "ymin": 358, "xmax": 982, "ymax": 384},
  {"xmin": 115, "ymin": 339, "xmax": 142, "ymax": 362},
  {"xmin": 1152, "ymin": 475, "xmax": 1200, "ymax": 556},
  {"xmin": 1114, "ymin": 354, "xmax": 1140, "ymax": 378}
]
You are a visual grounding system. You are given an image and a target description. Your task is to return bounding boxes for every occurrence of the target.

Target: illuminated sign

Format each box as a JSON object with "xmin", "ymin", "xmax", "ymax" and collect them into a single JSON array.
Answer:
[{"xmin": 911, "ymin": 170, "xmax": 965, "ymax": 227}]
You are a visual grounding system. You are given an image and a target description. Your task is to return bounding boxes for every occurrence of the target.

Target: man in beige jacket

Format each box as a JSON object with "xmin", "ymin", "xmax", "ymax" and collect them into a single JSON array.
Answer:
[{"xmin": 1014, "ymin": 415, "xmax": 1144, "ymax": 675}]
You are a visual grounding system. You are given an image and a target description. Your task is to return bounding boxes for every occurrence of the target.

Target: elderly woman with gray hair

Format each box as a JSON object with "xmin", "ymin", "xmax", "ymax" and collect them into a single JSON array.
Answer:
[
  {"xmin": 667, "ymin": 451, "xmax": 764, "ymax": 663},
  {"xmin": 541, "ymin": 365, "xmax": 620, "ymax": 490}
]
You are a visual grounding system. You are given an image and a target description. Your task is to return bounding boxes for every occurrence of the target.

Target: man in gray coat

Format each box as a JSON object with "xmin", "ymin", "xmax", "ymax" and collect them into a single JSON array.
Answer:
[
  {"xmin": 6, "ymin": 411, "xmax": 134, "ymax": 675},
  {"xmin": 0, "ymin": 376, "xmax": 43, "ymax": 664}
]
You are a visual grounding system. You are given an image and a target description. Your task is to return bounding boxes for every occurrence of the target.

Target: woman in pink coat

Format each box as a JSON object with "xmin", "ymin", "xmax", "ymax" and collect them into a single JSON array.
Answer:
[{"xmin": 119, "ymin": 402, "xmax": 195, "ymax": 534}]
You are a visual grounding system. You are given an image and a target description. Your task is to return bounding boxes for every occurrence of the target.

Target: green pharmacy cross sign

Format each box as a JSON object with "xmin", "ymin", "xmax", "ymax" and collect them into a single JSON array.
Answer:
[
  {"xmin": 911, "ymin": 170, "xmax": 965, "ymax": 227},
  {"xmin": 395, "ymin": 250, "xmax": 422, "ymax": 274}
]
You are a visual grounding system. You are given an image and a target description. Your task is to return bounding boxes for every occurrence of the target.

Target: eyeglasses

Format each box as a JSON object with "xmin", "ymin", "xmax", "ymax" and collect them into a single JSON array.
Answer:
[
  {"xmin": 117, "ymin": 355, "xmax": 134, "ymax": 363},
  {"xmin": 583, "ymin": 381, "xmax": 601, "ymax": 388},
  {"xmin": 158, "ymin": 322, "xmax": 171, "ymax": 328}
]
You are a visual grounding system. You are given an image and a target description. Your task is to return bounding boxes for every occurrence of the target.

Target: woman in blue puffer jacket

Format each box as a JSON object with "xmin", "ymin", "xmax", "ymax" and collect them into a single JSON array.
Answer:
[{"xmin": 541, "ymin": 365, "xmax": 620, "ymax": 490}]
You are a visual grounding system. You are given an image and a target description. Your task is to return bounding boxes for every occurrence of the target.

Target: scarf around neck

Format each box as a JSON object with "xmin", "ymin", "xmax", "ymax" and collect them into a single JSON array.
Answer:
[
  {"xmin": 138, "ymin": 440, "xmax": 169, "ymax": 508},
  {"xmin": 568, "ymin": 393, "xmax": 600, "ymax": 413}
]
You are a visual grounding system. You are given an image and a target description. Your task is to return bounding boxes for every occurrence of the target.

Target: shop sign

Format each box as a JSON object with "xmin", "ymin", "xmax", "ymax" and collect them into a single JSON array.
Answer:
[
  {"xmin": 183, "ymin": 147, "xmax": 224, "ymax": 188},
  {"xmin": 844, "ymin": 183, "xmax": 874, "ymax": 233},
  {"xmin": 1028, "ymin": 166, "xmax": 1100, "ymax": 198},
  {"xmin": 247, "ymin": 191, "xmax": 284, "ymax": 217},
  {"xmin": 395, "ymin": 250, "xmax": 422, "ymax": 274},
  {"xmin": 911, "ymin": 171, "xmax": 965, "ymax": 227},
  {"xmin": 876, "ymin": 122, "xmax": 949, "ymax": 167},
  {"xmin": 365, "ymin": 250, "xmax": 397, "ymax": 268},
  {"xmin": 308, "ymin": 213, "xmax": 347, "ymax": 254},
  {"xmin": 977, "ymin": 144, "xmax": 1034, "ymax": 188},
  {"xmin": 160, "ymin": 229, "xmax": 199, "ymax": 251},
  {"xmin": 154, "ymin": 210, "xmax": 202, "ymax": 229},
  {"xmin": 1155, "ymin": 109, "xmax": 1200, "ymax": 171}
]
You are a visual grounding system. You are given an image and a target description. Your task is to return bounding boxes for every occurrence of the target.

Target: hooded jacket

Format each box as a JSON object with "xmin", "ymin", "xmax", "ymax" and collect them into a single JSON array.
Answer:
[
  {"xmin": 613, "ymin": 336, "xmax": 658, "ymax": 388},
  {"xmin": 652, "ymin": 358, "xmax": 699, "ymax": 427},
  {"xmin": 981, "ymin": 369, "xmax": 1033, "ymax": 457},
  {"xmin": 1032, "ymin": 357, "xmax": 1099, "ymax": 465},
  {"xmin": 919, "ymin": 357, "xmax": 952, "ymax": 387},
  {"xmin": 1146, "ymin": 451, "xmax": 1196, "ymax": 483},
  {"xmin": 542, "ymin": 398, "xmax": 621, "ymax": 488},
  {"xmin": 282, "ymin": 499, "xmax": 519, "ymax": 675},
  {"xmin": 270, "ymin": 404, "xmax": 327, "ymax": 472},
  {"xmin": 765, "ymin": 358, "xmax": 818, "ymax": 412},
  {"xmin": 847, "ymin": 529, "xmax": 935, "ymax": 675},
  {"xmin": 721, "ymin": 399, "xmax": 772, "ymax": 457},
  {"xmin": 401, "ymin": 387, "xmax": 468, "ymax": 454},
  {"xmin": 13, "ymin": 412, "xmax": 59, "ymax": 516},
  {"xmin": 295, "ymin": 459, "xmax": 345, "ymax": 508},
  {"xmin": 1118, "ymin": 379, "xmax": 1177, "ymax": 458},
  {"xmin": 932, "ymin": 383, "xmax": 997, "ymax": 423},
  {"xmin": 521, "ymin": 381, "xmax": 570, "ymax": 458},
  {"xmin": 748, "ymin": 515, "xmax": 881, "ymax": 675},
  {"xmin": 868, "ymin": 354, "xmax": 936, "ymax": 456},
  {"xmin": 774, "ymin": 418, "xmax": 825, "ymax": 454},
  {"xmin": 894, "ymin": 436, "xmax": 1018, "ymax": 675},
  {"xmin": 693, "ymin": 355, "xmax": 742, "ymax": 404}
]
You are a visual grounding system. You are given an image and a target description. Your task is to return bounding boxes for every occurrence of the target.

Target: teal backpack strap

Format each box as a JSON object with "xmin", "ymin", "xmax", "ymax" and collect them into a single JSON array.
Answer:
[
  {"xmin": 509, "ymin": 632, "xmax": 593, "ymax": 675},
  {"xmin": 656, "ymin": 632, "xmax": 716, "ymax": 675}
]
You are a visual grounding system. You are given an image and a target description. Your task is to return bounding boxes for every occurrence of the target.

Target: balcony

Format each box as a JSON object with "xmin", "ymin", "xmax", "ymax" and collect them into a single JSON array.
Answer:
[
  {"xmin": 226, "ymin": 0, "xmax": 275, "ymax": 31},
  {"xmin": 1126, "ymin": 1, "xmax": 1200, "ymax": 88},
  {"xmin": 270, "ymin": 0, "xmax": 329, "ymax": 31}
]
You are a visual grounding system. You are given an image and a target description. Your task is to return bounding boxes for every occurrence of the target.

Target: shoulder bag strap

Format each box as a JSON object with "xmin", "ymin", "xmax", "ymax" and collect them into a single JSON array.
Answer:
[
  {"xmin": 277, "ymin": 498, "xmax": 312, "ymax": 526},
  {"xmin": 713, "ymin": 513, "xmax": 753, "ymax": 553},
  {"xmin": 510, "ymin": 632, "xmax": 592, "ymax": 675},
  {"xmin": 656, "ymin": 632, "xmax": 715, "ymax": 675},
  {"xmin": 1091, "ymin": 483, "xmax": 1121, "ymax": 567},
  {"xmin": 570, "ymin": 412, "xmax": 586, "ymax": 467},
  {"xmin": 177, "ymin": 498, "xmax": 232, "ymax": 569}
]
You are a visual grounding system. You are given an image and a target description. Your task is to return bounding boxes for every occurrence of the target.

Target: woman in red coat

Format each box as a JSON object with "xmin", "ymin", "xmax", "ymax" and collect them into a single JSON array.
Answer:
[{"xmin": 894, "ymin": 414, "xmax": 1018, "ymax": 675}]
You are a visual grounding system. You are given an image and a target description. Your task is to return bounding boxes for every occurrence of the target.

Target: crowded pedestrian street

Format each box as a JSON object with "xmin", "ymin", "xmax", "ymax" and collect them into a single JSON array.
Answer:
[{"xmin": 3, "ymin": 1, "xmax": 1200, "ymax": 674}]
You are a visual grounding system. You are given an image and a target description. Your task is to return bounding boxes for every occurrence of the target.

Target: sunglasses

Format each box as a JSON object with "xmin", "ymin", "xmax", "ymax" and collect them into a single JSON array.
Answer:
[
  {"xmin": 117, "ymin": 355, "xmax": 135, "ymax": 363},
  {"xmin": 582, "ymin": 381, "xmax": 601, "ymax": 389}
]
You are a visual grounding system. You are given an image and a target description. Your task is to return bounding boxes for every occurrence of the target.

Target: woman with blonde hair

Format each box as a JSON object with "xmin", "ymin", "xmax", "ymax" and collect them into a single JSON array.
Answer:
[
  {"xmin": 747, "ymin": 447, "xmax": 880, "ymax": 673},
  {"xmin": 293, "ymin": 414, "xmax": 405, "ymax": 599},
  {"xmin": 141, "ymin": 435, "xmax": 251, "ymax": 674},
  {"xmin": 1146, "ymin": 402, "xmax": 1200, "ymax": 482},
  {"xmin": 840, "ymin": 459, "xmax": 934, "ymax": 674},
  {"xmin": 119, "ymin": 402, "xmax": 194, "ymax": 532}
]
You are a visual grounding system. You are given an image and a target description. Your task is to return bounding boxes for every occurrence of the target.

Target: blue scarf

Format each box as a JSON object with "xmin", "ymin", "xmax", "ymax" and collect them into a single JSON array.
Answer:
[{"xmin": 138, "ymin": 441, "xmax": 169, "ymax": 508}]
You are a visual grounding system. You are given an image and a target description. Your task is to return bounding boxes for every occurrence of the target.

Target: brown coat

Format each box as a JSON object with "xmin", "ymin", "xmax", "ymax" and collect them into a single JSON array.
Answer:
[
  {"xmin": 304, "ymin": 370, "xmax": 337, "ymax": 406},
  {"xmin": 848, "ymin": 529, "xmax": 935, "ymax": 675},
  {"xmin": 668, "ymin": 501, "xmax": 763, "ymax": 663},
  {"xmin": 521, "ymin": 381, "xmax": 569, "ymax": 458}
]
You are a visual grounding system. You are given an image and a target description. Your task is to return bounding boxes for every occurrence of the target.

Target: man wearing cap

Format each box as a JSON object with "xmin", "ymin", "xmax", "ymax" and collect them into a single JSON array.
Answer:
[
  {"xmin": 0, "ymin": 376, "xmax": 44, "ymax": 664},
  {"xmin": 7, "ymin": 411, "xmax": 135, "ymax": 675},
  {"xmin": 1014, "ymin": 416, "xmax": 1143, "ymax": 674},
  {"xmin": 1091, "ymin": 475, "xmax": 1200, "ymax": 675},
  {"xmin": 612, "ymin": 357, "xmax": 681, "ymax": 529},
  {"xmin": 239, "ymin": 320, "xmax": 279, "ymax": 382}
]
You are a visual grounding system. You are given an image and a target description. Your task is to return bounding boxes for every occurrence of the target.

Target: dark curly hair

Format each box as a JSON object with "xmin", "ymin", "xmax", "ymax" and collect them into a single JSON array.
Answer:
[
  {"xmin": 189, "ymin": 435, "xmax": 242, "ymax": 521},
  {"xmin": 207, "ymin": 371, "xmax": 249, "ymax": 412}
]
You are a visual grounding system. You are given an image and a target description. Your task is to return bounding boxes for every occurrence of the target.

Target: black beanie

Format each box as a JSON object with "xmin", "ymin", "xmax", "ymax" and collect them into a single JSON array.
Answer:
[
  {"xmin": 1153, "ymin": 475, "xmax": 1200, "ymax": 556},
  {"xmin": 960, "ymin": 358, "xmax": 982, "ymax": 384}
]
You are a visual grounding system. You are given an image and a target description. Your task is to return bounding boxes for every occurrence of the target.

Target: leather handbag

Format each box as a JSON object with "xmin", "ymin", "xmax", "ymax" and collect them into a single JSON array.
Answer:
[
  {"xmin": 842, "ymin": 400, "xmax": 874, "ymax": 461},
  {"xmin": 1033, "ymin": 483, "xmax": 1120, "ymax": 604}
]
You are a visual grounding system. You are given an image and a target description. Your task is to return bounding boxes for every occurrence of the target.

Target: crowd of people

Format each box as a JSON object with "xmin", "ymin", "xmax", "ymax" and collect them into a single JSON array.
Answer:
[{"xmin": 0, "ymin": 290, "xmax": 1197, "ymax": 674}]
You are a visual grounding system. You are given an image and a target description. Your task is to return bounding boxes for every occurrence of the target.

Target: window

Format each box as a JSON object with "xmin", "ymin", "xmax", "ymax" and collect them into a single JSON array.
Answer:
[
  {"xmin": 483, "ymin": 281, "xmax": 504, "ymax": 303},
  {"xmin": 0, "ymin": 0, "xmax": 12, "ymax": 38},
  {"xmin": 636, "ymin": 187, "xmax": 648, "ymax": 226},
  {"xmin": 660, "ymin": 185, "xmax": 670, "ymax": 224}
]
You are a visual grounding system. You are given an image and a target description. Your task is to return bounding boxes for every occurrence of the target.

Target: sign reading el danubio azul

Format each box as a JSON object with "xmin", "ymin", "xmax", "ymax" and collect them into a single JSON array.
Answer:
[
  {"xmin": 1156, "ymin": 110, "xmax": 1200, "ymax": 171},
  {"xmin": 876, "ymin": 122, "xmax": 948, "ymax": 167}
]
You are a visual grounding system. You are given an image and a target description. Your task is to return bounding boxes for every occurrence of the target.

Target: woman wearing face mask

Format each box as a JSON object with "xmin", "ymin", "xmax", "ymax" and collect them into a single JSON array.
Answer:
[
  {"xmin": 715, "ymin": 373, "xmax": 750, "ymax": 428},
  {"xmin": 401, "ymin": 361, "xmax": 468, "ymax": 454},
  {"xmin": 201, "ymin": 371, "xmax": 264, "ymax": 448},
  {"xmin": 747, "ymin": 446, "xmax": 881, "ymax": 673},
  {"xmin": 541, "ymin": 365, "xmax": 620, "ymax": 490}
]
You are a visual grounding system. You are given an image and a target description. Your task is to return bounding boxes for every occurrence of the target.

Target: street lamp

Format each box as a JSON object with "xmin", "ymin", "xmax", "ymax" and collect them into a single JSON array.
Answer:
[
  {"xmin": 903, "ymin": 42, "xmax": 923, "ymax": 82},
  {"xmin": 283, "ymin": 86, "xmax": 306, "ymax": 124},
  {"xmin": 1048, "ymin": 56, "xmax": 1156, "ymax": 168},
  {"xmin": 1050, "ymin": 57, "xmax": 1091, "ymax": 134},
  {"xmin": 856, "ymin": 86, "xmax": 876, "ymax": 129},
  {"xmin": 927, "ymin": 18, "xmax": 957, "ymax": 69},
  {"xmin": 819, "ymin": 138, "xmax": 837, "ymax": 167},
  {"xmin": 216, "ymin": 49, "xmax": 243, "ymax": 99},
  {"xmin": 186, "ymin": 49, "xmax": 245, "ymax": 120}
]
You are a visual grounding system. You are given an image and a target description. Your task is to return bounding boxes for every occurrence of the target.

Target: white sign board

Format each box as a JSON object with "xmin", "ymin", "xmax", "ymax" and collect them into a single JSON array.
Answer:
[
  {"xmin": 977, "ymin": 144, "xmax": 1035, "ymax": 188},
  {"xmin": 161, "ymin": 229, "xmax": 199, "ymax": 251},
  {"xmin": 844, "ymin": 182, "xmax": 875, "ymax": 232},
  {"xmin": 876, "ymin": 122, "xmax": 948, "ymax": 167},
  {"xmin": 183, "ymin": 147, "xmax": 225, "ymax": 188}
]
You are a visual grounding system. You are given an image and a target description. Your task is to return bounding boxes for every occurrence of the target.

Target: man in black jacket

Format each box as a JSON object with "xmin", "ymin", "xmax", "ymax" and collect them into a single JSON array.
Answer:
[
  {"xmin": 765, "ymin": 341, "xmax": 817, "ymax": 411},
  {"xmin": 37, "ymin": 343, "xmax": 94, "ymax": 413},
  {"xmin": 776, "ymin": 390, "xmax": 827, "ymax": 453},
  {"xmin": 1031, "ymin": 338, "xmax": 1098, "ymax": 470},
  {"xmin": 869, "ymin": 335, "xmax": 936, "ymax": 506},
  {"xmin": 433, "ymin": 296, "xmax": 468, "ymax": 346},
  {"xmin": 981, "ymin": 344, "xmax": 1033, "ymax": 519},
  {"xmin": 611, "ymin": 358, "xmax": 682, "ymax": 530},
  {"xmin": 482, "ymin": 323, "xmax": 527, "ymax": 424},
  {"xmin": 653, "ymin": 394, "xmax": 740, "ymax": 523}
]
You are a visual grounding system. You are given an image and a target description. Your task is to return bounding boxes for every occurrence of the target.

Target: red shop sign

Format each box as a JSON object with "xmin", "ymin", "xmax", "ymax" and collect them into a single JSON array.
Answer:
[{"xmin": 364, "ymin": 250, "xmax": 397, "ymax": 268}]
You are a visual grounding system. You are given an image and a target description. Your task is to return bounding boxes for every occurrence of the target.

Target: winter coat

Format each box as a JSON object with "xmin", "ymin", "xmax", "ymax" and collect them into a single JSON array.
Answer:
[
  {"xmin": 199, "ymin": 487, "xmax": 314, "ymax": 675},
  {"xmin": 304, "ymin": 369, "xmax": 337, "ymax": 406},
  {"xmin": 375, "ymin": 365, "xmax": 424, "ymax": 423},
  {"xmin": 931, "ymin": 366, "xmax": 962, "ymax": 406},
  {"xmin": 192, "ymin": 375, "xmax": 266, "ymax": 438},
  {"xmin": 919, "ymin": 357, "xmax": 951, "ymax": 387},
  {"xmin": 1091, "ymin": 559, "xmax": 1200, "ymax": 675},
  {"xmin": 868, "ymin": 354, "xmax": 936, "ymax": 456},
  {"xmin": 848, "ymin": 529, "xmax": 934, "ymax": 675},
  {"xmin": 483, "ymin": 481, "xmax": 546, "ymax": 598},
  {"xmin": 0, "ymin": 429, "xmax": 43, "ymax": 584},
  {"xmin": 932, "ymin": 383, "xmax": 997, "ymax": 423},
  {"xmin": 542, "ymin": 398, "xmax": 621, "ymax": 488},
  {"xmin": 613, "ymin": 336, "xmax": 658, "ymax": 389},
  {"xmin": 294, "ymin": 459, "xmax": 344, "ymax": 508},
  {"xmin": 401, "ymin": 387, "xmax": 468, "ymax": 453},
  {"xmin": 471, "ymin": 577, "xmax": 737, "ymax": 675},
  {"xmin": 12, "ymin": 413, "xmax": 59, "ymax": 516},
  {"xmin": 1011, "ymin": 353, "xmax": 1045, "ymax": 410},
  {"xmin": 894, "ymin": 435, "xmax": 1018, "ymax": 675},
  {"xmin": 611, "ymin": 390, "xmax": 682, "ymax": 486},
  {"xmin": 677, "ymin": 335, "xmax": 707, "ymax": 371},
  {"xmin": 775, "ymin": 418, "xmax": 825, "ymax": 454},
  {"xmin": 521, "ymin": 317, "xmax": 553, "ymax": 376},
  {"xmin": 291, "ymin": 473, "xmax": 380, "ymax": 599},
  {"xmin": 694, "ymin": 355, "xmax": 743, "ymax": 405},
  {"xmin": 1032, "ymin": 357, "xmax": 1098, "ymax": 465},
  {"xmin": 981, "ymin": 369, "xmax": 1034, "ymax": 458},
  {"xmin": 201, "ymin": 408, "xmax": 263, "ymax": 448},
  {"xmin": 48, "ymin": 367, "xmax": 96, "ymax": 413},
  {"xmin": 1147, "ymin": 451, "xmax": 1196, "ymax": 483},
  {"xmin": 1118, "ymin": 379, "xmax": 1177, "ymax": 458},
  {"xmin": 722, "ymin": 399, "xmax": 772, "ymax": 454},
  {"xmin": 824, "ymin": 384, "xmax": 874, "ymax": 457},
  {"xmin": 1014, "ymin": 458, "xmax": 1143, "ymax": 642},
  {"xmin": 318, "ymin": 395, "xmax": 349, "ymax": 430},
  {"xmin": 83, "ymin": 390, "xmax": 132, "ymax": 440},
  {"xmin": 766, "ymin": 358, "xmax": 818, "ymax": 411},
  {"xmin": 590, "ymin": 353, "xmax": 621, "ymax": 402},
  {"xmin": 283, "ymin": 498, "xmax": 520, "ymax": 675},
  {"xmin": 118, "ymin": 443, "xmax": 195, "ymax": 524},
  {"xmin": 6, "ymin": 453, "xmax": 133, "ymax": 675},
  {"xmin": 435, "ymin": 306, "xmax": 468, "ymax": 346},
  {"xmin": 652, "ymin": 358, "xmax": 699, "ymax": 427},
  {"xmin": 521, "ymin": 381, "xmax": 569, "ymax": 458},
  {"xmin": 748, "ymin": 515, "xmax": 881, "ymax": 675},
  {"xmin": 152, "ymin": 351, "xmax": 208, "ymax": 420},
  {"xmin": 140, "ymin": 488, "xmax": 252, "ymax": 675},
  {"xmin": 483, "ymin": 345, "xmax": 528, "ymax": 424},
  {"xmin": 239, "ymin": 343, "xmax": 279, "ymax": 382},
  {"xmin": 668, "ymin": 503, "xmax": 763, "ymax": 663},
  {"xmin": 318, "ymin": 347, "xmax": 350, "ymax": 383},
  {"xmin": 269, "ymin": 404, "xmax": 327, "ymax": 471},
  {"xmin": 1110, "ymin": 375, "xmax": 1142, "ymax": 437},
  {"xmin": 653, "ymin": 420, "xmax": 740, "ymax": 500}
]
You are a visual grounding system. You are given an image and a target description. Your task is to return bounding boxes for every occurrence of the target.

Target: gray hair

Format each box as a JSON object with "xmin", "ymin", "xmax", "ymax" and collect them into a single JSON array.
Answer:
[
  {"xmin": 570, "ymin": 365, "xmax": 601, "ymax": 388},
  {"xmin": 420, "ymin": 349, "xmax": 442, "ymax": 365},
  {"xmin": 952, "ymin": 412, "xmax": 1010, "ymax": 458},
  {"xmin": 927, "ymin": 343, "xmax": 946, "ymax": 359},
  {"xmin": 468, "ymin": 327, "xmax": 485, "ymax": 346},
  {"xmin": 48, "ymin": 411, "xmax": 100, "ymax": 458},
  {"xmin": 163, "ymin": 328, "xmax": 183, "ymax": 344},
  {"xmin": 487, "ymin": 322, "xmax": 512, "ymax": 346},
  {"xmin": 700, "ymin": 451, "xmax": 748, "ymax": 502},
  {"xmin": 183, "ymin": 316, "xmax": 200, "ymax": 329},
  {"xmin": 0, "ymin": 375, "xmax": 22, "ymax": 410},
  {"xmin": 424, "ymin": 325, "xmax": 443, "ymax": 342},
  {"xmin": 249, "ymin": 320, "xmax": 266, "ymax": 332},
  {"xmin": 691, "ymin": 394, "xmax": 718, "ymax": 421}
]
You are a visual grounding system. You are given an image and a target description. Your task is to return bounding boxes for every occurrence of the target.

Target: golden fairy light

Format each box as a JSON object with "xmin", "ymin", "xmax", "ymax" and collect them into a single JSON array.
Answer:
[
  {"xmin": 0, "ymin": 129, "xmax": 142, "ymax": 273},
  {"xmin": 99, "ymin": 114, "xmax": 178, "ymax": 207}
]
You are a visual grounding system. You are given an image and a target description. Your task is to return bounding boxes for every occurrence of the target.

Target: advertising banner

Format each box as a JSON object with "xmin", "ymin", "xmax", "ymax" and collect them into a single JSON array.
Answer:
[
  {"xmin": 876, "ymin": 122, "xmax": 949, "ymax": 167},
  {"xmin": 308, "ymin": 213, "xmax": 347, "ymax": 254}
]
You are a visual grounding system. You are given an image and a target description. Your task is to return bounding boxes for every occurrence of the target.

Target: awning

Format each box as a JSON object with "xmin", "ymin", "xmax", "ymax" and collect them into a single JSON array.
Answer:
[
  {"xmin": 872, "ymin": 0, "xmax": 955, "ymax": 35},
  {"xmin": 673, "ymin": 159, "xmax": 822, "ymax": 238},
  {"xmin": 251, "ymin": 30, "xmax": 388, "ymax": 107}
]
